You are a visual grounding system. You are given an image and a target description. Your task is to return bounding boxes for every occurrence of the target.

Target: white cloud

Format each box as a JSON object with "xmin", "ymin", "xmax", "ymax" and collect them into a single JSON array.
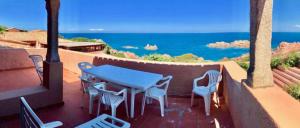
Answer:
[
  {"xmin": 88, "ymin": 28, "xmax": 104, "ymax": 31},
  {"xmin": 295, "ymin": 25, "xmax": 300, "ymax": 28}
]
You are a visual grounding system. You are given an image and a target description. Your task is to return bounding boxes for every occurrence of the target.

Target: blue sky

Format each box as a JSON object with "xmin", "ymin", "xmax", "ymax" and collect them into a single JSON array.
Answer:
[{"xmin": 0, "ymin": 0, "xmax": 299, "ymax": 33}]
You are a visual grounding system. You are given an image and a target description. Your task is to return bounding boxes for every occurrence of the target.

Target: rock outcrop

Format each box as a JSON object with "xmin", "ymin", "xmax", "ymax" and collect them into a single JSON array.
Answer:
[
  {"xmin": 207, "ymin": 40, "xmax": 250, "ymax": 48},
  {"xmin": 273, "ymin": 42, "xmax": 300, "ymax": 56},
  {"xmin": 144, "ymin": 44, "xmax": 158, "ymax": 51}
]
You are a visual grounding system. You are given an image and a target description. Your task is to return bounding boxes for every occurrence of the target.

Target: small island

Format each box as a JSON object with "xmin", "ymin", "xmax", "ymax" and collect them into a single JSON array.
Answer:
[
  {"xmin": 207, "ymin": 40, "xmax": 250, "ymax": 49},
  {"xmin": 144, "ymin": 44, "xmax": 158, "ymax": 51}
]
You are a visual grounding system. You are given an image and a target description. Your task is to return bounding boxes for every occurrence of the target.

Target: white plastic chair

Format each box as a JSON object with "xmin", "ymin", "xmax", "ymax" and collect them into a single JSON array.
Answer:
[
  {"xmin": 75, "ymin": 114, "xmax": 130, "ymax": 128},
  {"xmin": 141, "ymin": 75, "xmax": 173, "ymax": 117},
  {"xmin": 78, "ymin": 62, "xmax": 106, "ymax": 114},
  {"xmin": 20, "ymin": 97, "xmax": 63, "ymax": 128},
  {"xmin": 191, "ymin": 70, "xmax": 222, "ymax": 116},
  {"xmin": 29, "ymin": 55, "xmax": 43, "ymax": 84},
  {"xmin": 96, "ymin": 84, "xmax": 129, "ymax": 118}
]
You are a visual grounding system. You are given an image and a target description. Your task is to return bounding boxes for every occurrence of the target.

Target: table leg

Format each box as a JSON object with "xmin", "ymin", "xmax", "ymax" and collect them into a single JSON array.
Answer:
[{"xmin": 130, "ymin": 88, "xmax": 136, "ymax": 118}]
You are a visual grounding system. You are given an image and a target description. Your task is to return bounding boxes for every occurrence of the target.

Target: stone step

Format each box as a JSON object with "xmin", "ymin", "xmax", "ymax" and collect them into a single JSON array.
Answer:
[
  {"xmin": 273, "ymin": 76, "xmax": 288, "ymax": 88},
  {"xmin": 285, "ymin": 69, "xmax": 300, "ymax": 81},
  {"xmin": 289, "ymin": 67, "xmax": 300, "ymax": 74},
  {"xmin": 273, "ymin": 71, "xmax": 294, "ymax": 86},
  {"xmin": 273, "ymin": 69, "xmax": 300, "ymax": 84}
]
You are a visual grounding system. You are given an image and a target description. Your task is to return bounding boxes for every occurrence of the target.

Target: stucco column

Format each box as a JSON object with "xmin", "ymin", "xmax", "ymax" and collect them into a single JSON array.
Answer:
[
  {"xmin": 247, "ymin": 0, "xmax": 274, "ymax": 88},
  {"xmin": 45, "ymin": 0, "xmax": 60, "ymax": 62},
  {"xmin": 43, "ymin": 0, "xmax": 63, "ymax": 103}
]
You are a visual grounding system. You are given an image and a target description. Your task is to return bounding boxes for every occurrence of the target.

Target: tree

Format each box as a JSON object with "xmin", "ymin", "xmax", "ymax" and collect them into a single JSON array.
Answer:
[{"xmin": 0, "ymin": 25, "xmax": 7, "ymax": 34}]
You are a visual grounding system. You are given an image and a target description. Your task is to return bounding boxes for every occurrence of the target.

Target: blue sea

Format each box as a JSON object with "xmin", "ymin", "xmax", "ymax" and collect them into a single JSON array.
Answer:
[{"xmin": 61, "ymin": 32, "xmax": 300, "ymax": 61}]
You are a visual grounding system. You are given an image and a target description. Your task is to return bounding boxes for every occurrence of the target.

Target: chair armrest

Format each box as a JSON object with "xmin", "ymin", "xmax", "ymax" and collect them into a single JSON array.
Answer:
[
  {"xmin": 193, "ymin": 74, "xmax": 206, "ymax": 88},
  {"xmin": 44, "ymin": 121, "xmax": 63, "ymax": 128},
  {"xmin": 156, "ymin": 75, "xmax": 173, "ymax": 88},
  {"xmin": 156, "ymin": 80, "xmax": 168, "ymax": 88},
  {"xmin": 114, "ymin": 89, "xmax": 127, "ymax": 96}
]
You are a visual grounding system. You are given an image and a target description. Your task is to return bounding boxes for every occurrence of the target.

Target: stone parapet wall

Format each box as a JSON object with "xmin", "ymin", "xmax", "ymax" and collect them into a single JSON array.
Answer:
[
  {"xmin": 33, "ymin": 49, "xmax": 221, "ymax": 96},
  {"xmin": 223, "ymin": 61, "xmax": 300, "ymax": 128},
  {"xmin": 0, "ymin": 48, "xmax": 34, "ymax": 71}
]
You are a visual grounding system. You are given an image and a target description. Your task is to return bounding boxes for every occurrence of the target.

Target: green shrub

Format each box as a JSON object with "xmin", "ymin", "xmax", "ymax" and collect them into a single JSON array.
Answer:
[
  {"xmin": 240, "ymin": 56, "xmax": 250, "ymax": 62},
  {"xmin": 0, "ymin": 25, "xmax": 7, "ymax": 34},
  {"xmin": 143, "ymin": 54, "xmax": 173, "ymax": 62},
  {"xmin": 111, "ymin": 52, "xmax": 126, "ymax": 58},
  {"xmin": 103, "ymin": 45, "xmax": 112, "ymax": 54},
  {"xmin": 284, "ymin": 53, "xmax": 300, "ymax": 67},
  {"xmin": 237, "ymin": 61, "xmax": 249, "ymax": 70},
  {"xmin": 271, "ymin": 57, "xmax": 283, "ymax": 69},
  {"xmin": 287, "ymin": 84, "xmax": 300, "ymax": 100},
  {"xmin": 69, "ymin": 37, "xmax": 98, "ymax": 42},
  {"xmin": 174, "ymin": 53, "xmax": 199, "ymax": 62}
]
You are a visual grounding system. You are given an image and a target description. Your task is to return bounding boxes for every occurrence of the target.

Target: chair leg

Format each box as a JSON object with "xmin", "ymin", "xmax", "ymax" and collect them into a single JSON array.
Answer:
[
  {"xmin": 125, "ymin": 99, "xmax": 129, "ymax": 118},
  {"xmin": 146, "ymin": 98, "xmax": 150, "ymax": 104},
  {"xmin": 97, "ymin": 99, "xmax": 101, "ymax": 116},
  {"xmin": 81, "ymin": 92, "xmax": 85, "ymax": 108},
  {"xmin": 147, "ymin": 98, "xmax": 153, "ymax": 104},
  {"xmin": 111, "ymin": 106, "xmax": 117, "ymax": 117},
  {"xmin": 89, "ymin": 95, "xmax": 94, "ymax": 114},
  {"xmin": 80, "ymin": 82, "xmax": 85, "ymax": 108},
  {"xmin": 141, "ymin": 94, "xmax": 146, "ymax": 116},
  {"xmin": 191, "ymin": 92, "xmax": 195, "ymax": 107},
  {"xmin": 159, "ymin": 97, "xmax": 165, "ymax": 117},
  {"xmin": 165, "ymin": 95, "xmax": 168, "ymax": 108},
  {"xmin": 203, "ymin": 94, "xmax": 211, "ymax": 116}
]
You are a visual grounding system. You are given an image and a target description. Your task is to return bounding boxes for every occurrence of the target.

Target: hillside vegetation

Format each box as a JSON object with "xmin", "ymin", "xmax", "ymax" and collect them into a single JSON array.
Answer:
[
  {"xmin": 235, "ymin": 52, "xmax": 300, "ymax": 70},
  {"xmin": 0, "ymin": 25, "xmax": 7, "ymax": 34},
  {"xmin": 69, "ymin": 37, "xmax": 103, "ymax": 43}
]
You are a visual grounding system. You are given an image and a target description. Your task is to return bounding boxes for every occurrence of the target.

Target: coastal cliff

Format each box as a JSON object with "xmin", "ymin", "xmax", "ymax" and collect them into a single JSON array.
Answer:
[
  {"xmin": 231, "ymin": 42, "xmax": 300, "ymax": 61},
  {"xmin": 272, "ymin": 42, "xmax": 300, "ymax": 56}
]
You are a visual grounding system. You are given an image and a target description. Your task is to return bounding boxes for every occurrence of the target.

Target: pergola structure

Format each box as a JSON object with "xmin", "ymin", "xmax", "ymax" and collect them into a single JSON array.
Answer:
[{"xmin": 0, "ymin": 0, "xmax": 274, "ymax": 117}]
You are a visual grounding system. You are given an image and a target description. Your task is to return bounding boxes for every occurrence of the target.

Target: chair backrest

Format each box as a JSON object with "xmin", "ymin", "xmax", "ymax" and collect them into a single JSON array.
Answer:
[
  {"xmin": 78, "ymin": 62, "xmax": 94, "ymax": 78},
  {"xmin": 157, "ymin": 75, "xmax": 173, "ymax": 93},
  {"xmin": 20, "ymin": 97, "xmax": 44, "ymax": 128},
  {"xmin": 96, "ymin": 86, "xmax": 126, "ymax": 106},
  {"xmin": 29, "ymin": 55, "xmax": 43, "ymax": 82},
  {"xmin": 205, "ymin": 70, "xmax": 222, "ymax": 90},
  {"xmin": 29, "ymin": 55, "xmax": 43, "ymax": 70}
]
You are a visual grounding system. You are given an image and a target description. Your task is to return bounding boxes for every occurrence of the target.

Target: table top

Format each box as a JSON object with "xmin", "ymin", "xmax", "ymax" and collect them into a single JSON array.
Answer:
[{"xmin": 84, "ymin": 65, "xmax": 163, "ymax": 90}]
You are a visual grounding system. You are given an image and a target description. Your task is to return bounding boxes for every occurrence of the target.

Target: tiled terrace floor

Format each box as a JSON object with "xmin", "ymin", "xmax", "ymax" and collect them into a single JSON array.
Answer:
[{"xmin": 0, "ymin": 69, "xmax": 233, "ymax": 128}]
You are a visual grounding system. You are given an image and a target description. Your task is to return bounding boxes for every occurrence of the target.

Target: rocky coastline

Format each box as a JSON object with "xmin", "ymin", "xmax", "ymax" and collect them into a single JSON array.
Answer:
[
  {"xmin": 231, "ymin": 42, "xmax": 300, "ymax": 61},
  {"xmin": 207, "ymin": 40, "xmax": 250, "ymax": 49}
]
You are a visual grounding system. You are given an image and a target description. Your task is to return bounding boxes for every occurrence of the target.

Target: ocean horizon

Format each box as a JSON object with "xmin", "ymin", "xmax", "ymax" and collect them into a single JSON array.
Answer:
[{"xmin": 61, "ymin": 32, "xmax": 300, "ymax": 61}]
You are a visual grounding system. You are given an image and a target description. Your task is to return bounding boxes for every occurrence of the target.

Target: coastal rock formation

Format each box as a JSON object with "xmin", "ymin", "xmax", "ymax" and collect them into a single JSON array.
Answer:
[
  {"xmin": 144, "ymin": 44, "xmax": 158, "ymax": 51},
  {"xmin": 273, "ymin": 42, "xmax": 300, "ymax": 56},
  {"xmin": 207, "ymin": 40, "xmax": 250, "ymax": 48},
  {"xmin": 232, "ymin": 42, "xmax": 300, "ymax": 61},
  {"xmin": 123, "ymin": 52, "xmax": 139, "ymax": 59}
]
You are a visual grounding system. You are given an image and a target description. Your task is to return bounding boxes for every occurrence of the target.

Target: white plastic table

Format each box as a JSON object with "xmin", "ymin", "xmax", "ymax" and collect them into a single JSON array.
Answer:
[{"xmin": 84, "ymin": 64, "xmax": 163, "ymax": 118}]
